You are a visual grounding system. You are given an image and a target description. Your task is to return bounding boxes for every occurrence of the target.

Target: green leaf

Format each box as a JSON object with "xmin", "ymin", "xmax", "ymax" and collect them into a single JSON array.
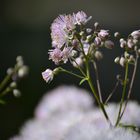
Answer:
[{"xmin": 79, "ymin": 78, "xmax": 87, "ymax": 85}]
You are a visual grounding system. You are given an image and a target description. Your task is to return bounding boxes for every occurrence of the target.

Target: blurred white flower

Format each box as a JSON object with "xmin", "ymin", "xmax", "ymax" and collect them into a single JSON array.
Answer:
[{"xmin": 35, "ymin": 85, "xmax": 94, "ymax": 120}]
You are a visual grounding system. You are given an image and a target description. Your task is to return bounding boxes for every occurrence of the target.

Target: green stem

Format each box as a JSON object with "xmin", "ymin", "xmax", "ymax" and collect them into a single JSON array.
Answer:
[
  {"xmin": 60, "ymin": 68, "xmax": 85, "ymax": 79},
  {"xmin": 85, "ymin": 59, "xmax": 111, "ymax": 125},
  {"xmin": 0, "ymin": 87, "xmax": 12, "ymax": 98},
  {"xmin": 92, "ymin": 61, "xmax": 103, "ymax": 103},
  {"xmin": 120, "ymin": 53, "xmax": 139, "ymax": 119},
  {"xmin": 0, "ymin": 74, "xmax": 11, "ymax": 92},
  {"xmin": 105, "ymin": 80, "xmax": 119, "ymax": 104},
  {"xmin": 115, "ymin": 63, "xmax": 129, "ymax": 126}
]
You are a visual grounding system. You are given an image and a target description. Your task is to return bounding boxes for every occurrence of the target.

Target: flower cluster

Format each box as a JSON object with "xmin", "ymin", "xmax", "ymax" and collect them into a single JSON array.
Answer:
[
  {"xmin": 0, "ymin": 56, "xmax": 29, "ymax": 104},
  {"xmin": 114, "ymin": 30, "xmax": 140, "ymax": 67},
  {"xmin": 49, "ymin": 11, "xmax": 113, "ymax": 65},
  {"xmin": 10, "ymin": 86, "xmax": 140, "ymax": 140},
  {"xmin": 42, "ymin": 11, "xmax": 140, "ymax": 129}
]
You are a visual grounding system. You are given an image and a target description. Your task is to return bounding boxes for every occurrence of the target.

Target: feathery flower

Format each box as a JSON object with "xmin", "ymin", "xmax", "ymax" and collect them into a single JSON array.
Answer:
[
  {"xmin": 49, "ymin": 48, "xmax": 62, "ymax": 65},
  {"xmin": 73, "ymin": 11, "xmax": 91, "ymax": 25},
  {"xmin": 51, "ymin": 14, "xmax": 75, "ymax": 48},
  {"xmin": 42, "ymin": 69, "xmax": 54, "ymax": 83}
]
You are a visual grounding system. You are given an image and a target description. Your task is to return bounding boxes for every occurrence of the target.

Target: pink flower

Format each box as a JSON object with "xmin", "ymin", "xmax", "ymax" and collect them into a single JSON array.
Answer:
[
  {"xmin": 73, "ymin": 11, "xmax": 92, "ymax": 25},
  {"xmin": 131, "ymin": 30, "xmax": 140, "ymax": 39},
  {"xmin": 61, "ymin": 47, "xmax": 72, "ymax": 63},
  {"xmin": 42, "ymin": 69, "xmax": 54, "ymax": 83},
  {"xmin": 51, "ymin": 14, "xmax": 75, "ymax": 48},
  {"xmin": 98, "ymin": 30, "xmax": 109, "ymax": 40},
  {"xmin": 49, "ymin": 48, "xmax": 62, "ymax": 65}
]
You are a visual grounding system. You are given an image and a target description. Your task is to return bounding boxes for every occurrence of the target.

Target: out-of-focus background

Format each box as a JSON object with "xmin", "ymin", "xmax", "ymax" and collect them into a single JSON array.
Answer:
[{"xmin": 0, "ymin": 0, "xmax": 140, "ymax": 139}]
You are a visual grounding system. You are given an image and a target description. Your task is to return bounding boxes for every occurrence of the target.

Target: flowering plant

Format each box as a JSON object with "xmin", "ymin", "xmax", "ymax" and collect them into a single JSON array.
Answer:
[
  {"xmin": 0, "ymin": 56, "xmax": 29, "ymax": 104},
  {"xmin": 42, "ymin": 11, "xmax": 140, "ymax": 129}
]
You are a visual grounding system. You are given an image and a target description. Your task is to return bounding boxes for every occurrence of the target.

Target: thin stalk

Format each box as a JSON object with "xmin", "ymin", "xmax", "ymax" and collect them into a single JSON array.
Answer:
[
  {"xmin": 86, "ymin": 60, "xmax": 111, "ymax": 125},
  {"xmin": 71, "ymin": 57, "xmax": 86, "ymax": 77},
  {"xmin": 0, "ymin": 87, "xmax": 11, "ymax": 98},
  {"xmin": 92, "ymin": 61, "xmax": 103, "ymax": 103},
  {"xmin": 0, "ymin": 74, "xmax": 11, "ymax": 92},
  {"xmin": 120, "ymin": 54, "xmax": 139, "ymax": 119},
  {"xmin": 115, "ymin": 63, "xmax": 129, "ymax": 126},
  {"xmin": 60, "ymin": 68, "xmax": 85, "ymax": 79},
  {"xmin": 105, "ymin": 80, "xmax": 119, "ymax": 104}
]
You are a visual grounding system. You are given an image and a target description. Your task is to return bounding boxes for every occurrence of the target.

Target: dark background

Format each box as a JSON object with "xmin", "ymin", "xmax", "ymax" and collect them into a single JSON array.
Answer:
[{"xmin": 0, "ymin": 0, "xmax": 140, "ymax": 139}]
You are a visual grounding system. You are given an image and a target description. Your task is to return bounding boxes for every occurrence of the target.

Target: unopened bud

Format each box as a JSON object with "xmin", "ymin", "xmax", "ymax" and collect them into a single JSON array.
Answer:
[
  {"xmin": 138, "ymin": 49, "xmax": 140, "ymax": 55},
  {"xmin": 104, "ymin": 40, "xmax": 114, "ymax": 49},
  {"xmin": 94, "ymin": 51, "xmax": 103, "ymax": 60},
  {"xmin": 128, "ymin": 55, "xmax": 135, "ymax": 63},
  {"xmin": 16, "ymin": 56, "xmax": 23, "ymax": 62},
  {"xmin": 127, "ymin": 39, "xmax": 134, "ymax": 48},
  {"xmin": 18, "ymin": 66, "xmax": 29, "ymax": 78},
  {"xmin": 7, "ymin": 68, "xmax": 14, "ymax": 75},
  {"xmin": 131, "ymin": 30, "xmax": 140, "ymax": 39},
  {"xmin": 94, "ymin": 37, "xmax": 101, "ymax": 46},
  {"xmin": 114, "ymin": 57, "xmax": 120, "ymax": 64},
  {"xmin": 16, "ymin": 56, "xmax": 24, "ymax": 67},
  {"xmin": 114, "ymin": 32, "xmax": 120, "ymax": 38},
  {"xmin": 13, "ymin": 89, "xmax": 21, "ymax": 97},
  {"xmin": 120, "ymin": 38, "xmax": 126, "ymax": 48},
  {"xmin": 120, "ymin": 57, "xmax": 126, "ymax": 67},
  {"xmin": 94, "ymin": 22, "xmax": 99, "ymax": 29},
  {"xmin": 98, "ymin": 30, "xmax": 109, "ymax": 40},
  {"xmin": 10, "ymin": 82, "xmax": 17, "ymax": 88},
  {"xmin": 124, "ymin": 52, "xmax": 130, "ymax": 58}
]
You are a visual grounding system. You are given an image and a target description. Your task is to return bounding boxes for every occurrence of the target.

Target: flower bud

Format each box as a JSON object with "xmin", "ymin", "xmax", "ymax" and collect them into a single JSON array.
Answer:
[
  {"xmin": 127, "ymin": 39, "xmax": 134, "ymax": 48},
  {"xmin": 114, "ymin": 32, "xmax": 120, "ymax": 38},
  {"xmin": 7, "ymin": 68, "xmax": 14, "ymax": 75},
  {"xmin": 72, "ymin": 39, "xmax": 79, "ymax": 48},
  {"xmin": 94, "ymin": 37, "xmax": 101, "ymax": 46},
  {"xmin": 94, "ymin": 51, "xmax": 103, "ymax": 60},
  {"xmin": 94, "ymin": 22, "xmax": 99, "ymax": 29},
  {"xmin": 16, "ymin": 56, "xmax": 24, "ymax": 67},
  {"xmin": 120, "ymin": 38, "xmax": 126, "ymax": 48},
  {"xmin": 18, "ymin": 66, "xmax": 29, "ymax": 78},
  {"xmin": 98, "ymin": 30, "xmax": 109, "ymax": 40},
  {"xmin": 131, "ymin": 30, "xmax": 140, "ymax": 39},
  {"xmin": 119, "ymin": 57, "xmax": 126, "ymax": 67},
  {"xmin": 124, "ymin": 52, "xmax": 130, "ymax": 58},
  {"xmin": 10, "ymin": 82, "xmax": 17, "ymax": 88},
  {"xmin": 13, "ymin": 89, "xmax": 21, "ymax": 97},
  {"xmin": 114, "ymin": 57, "xmax": 120, "ymax": 64},
  {"xmin": 104, "ymin": 40, "xmax": 114, "ymax": 49},
  {"xmin": 128, "ymin": 55, "xmax": 135, "ymax": 63},
  {"xmin": 138, "ymin": 49, "xmax": 140, "ymax": 55}
]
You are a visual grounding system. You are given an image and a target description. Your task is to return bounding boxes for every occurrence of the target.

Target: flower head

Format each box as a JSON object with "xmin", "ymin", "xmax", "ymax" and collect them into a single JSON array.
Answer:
[
  {"xmin": 42, "ymin": 69, "xmax": 54, "ymax": 83},
  {"xmin": 51, "ymin": 14, "xmax": 75, "ymax": 48},
  {"xmin": 73, "ymin": 11, "xmax": 91, "ymax": 25},
  {"xmin": 98, "ymin": 29, "xmax": 109, "ymax": 40},
  {"xmin": 49, "ymin": 48, "xmax": 62, "ymax": 65}
]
